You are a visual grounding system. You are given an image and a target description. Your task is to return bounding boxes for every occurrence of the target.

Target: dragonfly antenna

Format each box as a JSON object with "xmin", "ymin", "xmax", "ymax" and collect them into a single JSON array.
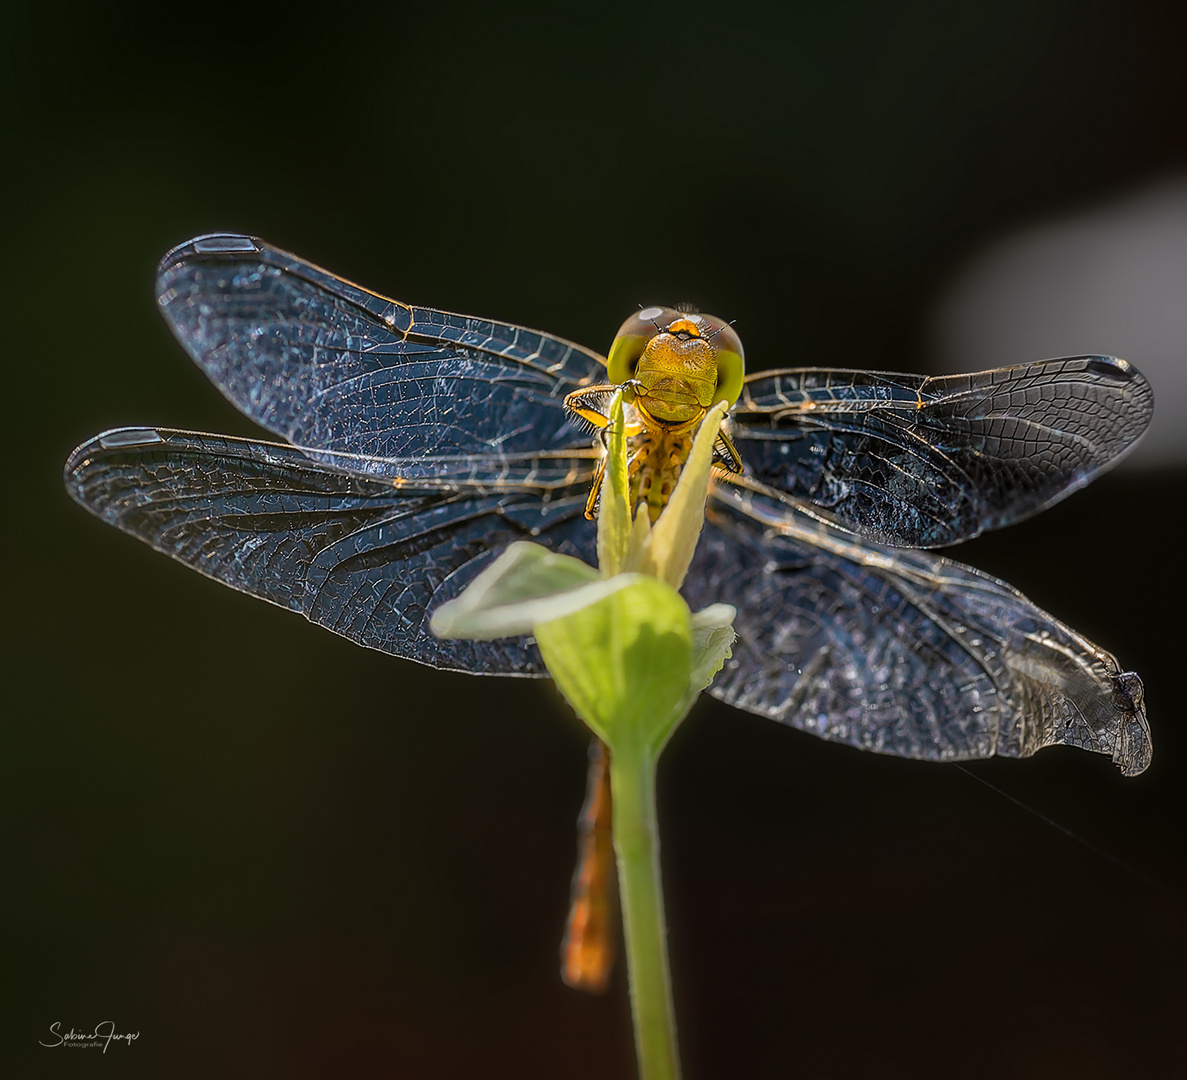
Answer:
[{"xmin": 706, "ymin": 318, "xmax": 738, "ymax": 342}]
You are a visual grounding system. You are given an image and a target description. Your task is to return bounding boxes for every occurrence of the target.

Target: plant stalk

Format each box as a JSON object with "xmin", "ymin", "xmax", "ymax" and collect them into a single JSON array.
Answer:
[{"xmin": 610, "ymin": 743, "xmax": 681, "ymax": 1080}]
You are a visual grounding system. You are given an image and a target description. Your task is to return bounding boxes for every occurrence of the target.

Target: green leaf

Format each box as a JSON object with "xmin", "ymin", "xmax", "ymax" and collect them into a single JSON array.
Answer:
[
  {"xmin": 689, "ymin": 604, "xmax": 737, "ymax": 693},
  {"xmin": 676, "ymin": 603, "xmax": 738, "ymax": 722},
  {"xmin": 429, "ymin": 541, "xmax": 600, "ymax": 639},
  {"xmin": 534, "ymin": 575, "xmax": 693, "ymax": 754}
]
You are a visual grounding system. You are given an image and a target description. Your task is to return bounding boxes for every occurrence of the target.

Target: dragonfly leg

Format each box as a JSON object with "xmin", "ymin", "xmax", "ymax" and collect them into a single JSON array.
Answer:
[
  {"xmin": 583, "ymin": 441, "xmax": 652, "ymax": 520},
  {"xmin": 583, "ymin": 456, "xmax": 607, "ymax": 520},
  {"xmin": 714, "ymin": 428, "xmax": 743, "ymax": 473},
  {"xmin": 564, "ymin": 383, "xmax": 650, "ymax": 430},
  {"xmin": 564, "ymin": 383, "xmax": 621, "ymax": 429}
]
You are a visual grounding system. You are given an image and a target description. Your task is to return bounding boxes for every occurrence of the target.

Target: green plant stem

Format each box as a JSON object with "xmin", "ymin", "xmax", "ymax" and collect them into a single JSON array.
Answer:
[{"xmin": 610, "ymin": 742, "xmax": 681, "ymax": 1080}]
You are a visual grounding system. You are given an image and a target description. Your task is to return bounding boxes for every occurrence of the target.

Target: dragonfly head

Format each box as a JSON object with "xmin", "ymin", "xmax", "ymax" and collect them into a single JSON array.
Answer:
[{"xmin": 607, "ymin": 306, "xmax": 744, "ymax": 424}]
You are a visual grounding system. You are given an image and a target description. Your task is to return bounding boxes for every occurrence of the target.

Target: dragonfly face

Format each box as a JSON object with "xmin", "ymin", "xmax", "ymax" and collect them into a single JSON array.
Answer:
[
  {"xmin": 605, "ymin": 306, "xmax": 746, "ymax": 423},
  {"xmin": 63, "ymin": 233, "xmax": 1153, "ymax": 777}
]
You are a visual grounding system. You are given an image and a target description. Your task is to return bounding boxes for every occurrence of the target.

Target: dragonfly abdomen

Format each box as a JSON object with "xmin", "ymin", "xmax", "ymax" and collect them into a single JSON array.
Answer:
[{"xmin": 631, "ymin": 424, "xmax": 694, "ymax": 522}]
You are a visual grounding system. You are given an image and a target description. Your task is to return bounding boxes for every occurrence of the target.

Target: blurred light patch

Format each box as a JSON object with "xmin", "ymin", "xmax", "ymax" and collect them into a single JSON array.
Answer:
[{"xmin": 930, "ymin": 178, "xmax": 1187, "ymax": 468}]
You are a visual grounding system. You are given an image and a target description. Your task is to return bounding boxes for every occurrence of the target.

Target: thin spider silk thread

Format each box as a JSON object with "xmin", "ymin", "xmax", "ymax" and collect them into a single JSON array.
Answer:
[{"xmin": 952, "ymin": 763, "xmax": 1180, "ymax": 902}]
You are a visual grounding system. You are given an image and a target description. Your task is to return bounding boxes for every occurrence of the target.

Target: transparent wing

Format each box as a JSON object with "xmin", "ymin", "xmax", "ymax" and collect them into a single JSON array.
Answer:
[
  {"xmin": 74, "ymin": 236, "xmax": 1152, "ymax": 770},
  {"xmin": 155, "ymin": 234, "xmax": 606, "ymax": 483},
  {"xmin": 728, "ymin": 358, "xmax": 1153, "ymax": 547},
  {"xmin": 64, "ymin": 427, "xmax": 596, "ymax": 673},
  {"xmin": 65, "ymin": 429, "xmax": 1150, "ymax": 773},
  {"xmin": 689, "ymin": 487, "xmax": 1150, "ymax": 775}
]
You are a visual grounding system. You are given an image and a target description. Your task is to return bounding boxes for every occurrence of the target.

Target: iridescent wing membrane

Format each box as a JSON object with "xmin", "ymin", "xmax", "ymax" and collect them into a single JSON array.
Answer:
[
  {"xmin": 69, "ymin": 234, "xmax": 604, "ymax": 673},
  {"xmin": 64, "ymin": 235, "xmax": 1153, "ymax": 772},
  {"xmin": 728, "ymin": 360, "xmax": 1152, "ymax": 546}
]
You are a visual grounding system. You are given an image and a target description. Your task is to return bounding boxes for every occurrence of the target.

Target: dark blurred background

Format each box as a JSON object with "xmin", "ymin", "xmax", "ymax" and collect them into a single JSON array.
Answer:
[{"xmin": 6, "ymin": 1, "xmax": 1186, "ymax": 1077}]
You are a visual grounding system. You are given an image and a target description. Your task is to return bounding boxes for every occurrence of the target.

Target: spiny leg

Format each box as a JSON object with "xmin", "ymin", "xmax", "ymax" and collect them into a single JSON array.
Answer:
[
  {"xmin": 714, "ymin": 428, "xmax": 743, "ymax": 474},
  {"xmin": 583, "ymin": 456, "xmax": 607, "ymax": 520},
  {"xmin": 583, "ymin": 441, "xmax": 653, "ymax": 521}
]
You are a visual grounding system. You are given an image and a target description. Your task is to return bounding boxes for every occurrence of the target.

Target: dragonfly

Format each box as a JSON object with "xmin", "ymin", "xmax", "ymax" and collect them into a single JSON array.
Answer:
[{"xmin": 64, "ymin": 233, "xmax": 1154, "ymax": 992}]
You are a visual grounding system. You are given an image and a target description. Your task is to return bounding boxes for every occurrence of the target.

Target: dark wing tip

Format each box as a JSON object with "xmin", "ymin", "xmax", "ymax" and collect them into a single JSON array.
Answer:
[
  {"xmin": 64, "ymin": 427, "xmax": 165, "ymax": 497},
  {"xmin": 97, "ymin": 427, "xmax": 165, "ymax": 449},
  {"xmin": 1082, "ymin": 354, "xmax": 1155, "ymax": 446},
  {"xmin": 1084, "ymin": 355, "xmax": 1138, "ymax": 382},
  {"xmin": 156, "ymin": 233, "xmax": 263, "ymax": 280},
  {"xmin": 161, "ymin": 232, "xmax": 260, "ymax": 261}
]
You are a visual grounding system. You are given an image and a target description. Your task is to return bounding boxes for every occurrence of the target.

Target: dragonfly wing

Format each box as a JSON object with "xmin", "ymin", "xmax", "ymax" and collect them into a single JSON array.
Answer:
[
  {"xmin": 729, "ymin": 358, "xmax": 1153, "ymax": 546},
  {"xmin": 691, "ymin": 488, "xmax": 1150, "ymax": 775},
  {"xmin": 65, "ymin": 428, "xmax": 596, "ymax": 673},
  {"xmin": 155, "ymin": 234, "xmax": 605, "ymax": 482}
]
